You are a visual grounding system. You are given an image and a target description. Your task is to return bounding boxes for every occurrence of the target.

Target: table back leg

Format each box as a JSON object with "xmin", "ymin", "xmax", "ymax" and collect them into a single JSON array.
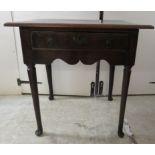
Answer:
[
  {"xmin": 108, "ymin": 64, "xmax": 115, "ymax": 101},
  {"xmin": 46, "ymin": 64, "xmax": 54, "ymax": 100},
  {"xmin": 27, "ymin": 64, "xmax": 43, "ymax": 136},
  {"xmin": 118, "ymin": 66, "xmax": 132, "ymax": 137}
]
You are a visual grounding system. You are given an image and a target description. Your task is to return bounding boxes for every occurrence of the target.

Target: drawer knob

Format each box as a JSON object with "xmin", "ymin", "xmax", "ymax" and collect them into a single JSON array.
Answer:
[
  {"xmin": 105, "ymin": 39, "xmax": 112, "ymax": 48},
  {"xmin": 72, "ymin": 35, "xmax": 86, "ymax": 45},
  {"xmin": 47, "ymin": 38, "xmax": 54, "ymax": 47}
]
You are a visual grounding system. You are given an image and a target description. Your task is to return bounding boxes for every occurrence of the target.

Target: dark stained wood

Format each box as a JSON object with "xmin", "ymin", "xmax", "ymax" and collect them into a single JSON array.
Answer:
[
  {"xmin": 46, "ymin": 64, "xmax": 54, "ymax": 100},
  {"xmin": 20, "ymin": 27, "xmax": 139, "ymax": 66},
  {"xmin": 118, "ymin": 66, "xmax": 132, "ymax": 137},
  {"xmin": 108, "ymin": 65, "xmax": 115, "ymax": 101},
  {"xmin": 31, "ymin": 31, "xmax": 129, "ymax": 50},
  {"xmin": 4, "ymin": 19, "xmax": 154, "ymax": 137},
  {"xmin": 16, "ymin": 26, "xmax": 139, "ymax": 138},
  {"xmin": 27, "ymin": 64, "xmax": 43, "ymax": 136},
  {"xmin": 95, "ymin": 61, "xmax": 100, "ymax": 95},
  {"xmin": 4, "ymin": 19, "xmax": 154, "ymax": 29}
]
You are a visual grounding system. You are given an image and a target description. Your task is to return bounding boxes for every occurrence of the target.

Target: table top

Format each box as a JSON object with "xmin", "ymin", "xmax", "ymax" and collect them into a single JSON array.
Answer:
[{"xmin": 4, "ymin": 19, "xmax": 154, "ymax": 29}]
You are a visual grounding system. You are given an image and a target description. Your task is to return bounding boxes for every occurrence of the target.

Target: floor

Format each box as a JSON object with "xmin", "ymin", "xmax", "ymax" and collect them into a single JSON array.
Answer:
[{"xmin": 0, "ymin": 95, "xmax": 155, "ymax": 144}]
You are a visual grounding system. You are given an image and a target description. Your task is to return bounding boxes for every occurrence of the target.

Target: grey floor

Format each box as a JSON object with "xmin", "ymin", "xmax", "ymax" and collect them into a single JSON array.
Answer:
[{"xmin": 0, "ymin": 95, "xmax": 155, "ymax": 144}]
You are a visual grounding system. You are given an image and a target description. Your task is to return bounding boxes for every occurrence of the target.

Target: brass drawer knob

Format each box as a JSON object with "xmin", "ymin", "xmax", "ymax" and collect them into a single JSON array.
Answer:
[
  {"xmin": 72, "ymin": 34, "xmax": 87, "ymax": 45},
  {"xmin": 47, "ymin": 38, "xmax": 54, "ymax": 47},
  {"xmin": 105, "ymin": 39, "xmax": 112, "ymax": 48}
]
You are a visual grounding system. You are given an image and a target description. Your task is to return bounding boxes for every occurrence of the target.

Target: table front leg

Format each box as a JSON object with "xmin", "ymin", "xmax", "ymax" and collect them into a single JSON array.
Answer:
[
  {"xmin": 27, "ymin": 64, "xmax": 43, "ymax": 136},
  {"xmin": 46, "ymin": 64, "xmax": 54, "ymax": 100},
  {"xmin": 108, "ymin": 64, "xmax": 115, "ymax": 101},
  {"xmin": 118, "ymin": 66, "xmax": 132, "ymax": 137}
]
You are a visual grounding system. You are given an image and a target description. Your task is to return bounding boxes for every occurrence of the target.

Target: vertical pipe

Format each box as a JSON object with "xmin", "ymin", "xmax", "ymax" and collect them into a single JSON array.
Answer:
[{"xmin": 94, "ymin": 11, "xmax": 104, "ymax": 96}]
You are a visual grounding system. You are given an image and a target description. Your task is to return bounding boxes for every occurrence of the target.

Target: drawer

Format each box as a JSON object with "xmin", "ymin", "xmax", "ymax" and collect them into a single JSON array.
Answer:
[{"xmin": 31, "ymin": 31, "xmax": 129, "ymax": 50}]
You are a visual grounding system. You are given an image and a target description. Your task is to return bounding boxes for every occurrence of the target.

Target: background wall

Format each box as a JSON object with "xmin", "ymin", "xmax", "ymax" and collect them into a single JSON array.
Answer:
[
  {"xmin": 0, "ymin": 11, "xmax": 20, "ymax": 94},
  {"xmin": 104, "ymin": 11, "xmax": 155, "ymax": 95},
  {"xmin": 0, "ymin": 11, "xmax": 155, "ymax": 95}
]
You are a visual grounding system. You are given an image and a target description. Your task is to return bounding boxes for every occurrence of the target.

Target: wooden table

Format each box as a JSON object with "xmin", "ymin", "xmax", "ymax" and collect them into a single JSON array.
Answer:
[{"xmin": 4, "ymin": 20, "xmax": 154, "ymax": 137}]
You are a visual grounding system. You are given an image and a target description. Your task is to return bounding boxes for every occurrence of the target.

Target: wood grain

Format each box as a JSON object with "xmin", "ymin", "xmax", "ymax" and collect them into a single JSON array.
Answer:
[{"xmin": 4, "ymin": 19, "xmax": 154, "ymax": 29}]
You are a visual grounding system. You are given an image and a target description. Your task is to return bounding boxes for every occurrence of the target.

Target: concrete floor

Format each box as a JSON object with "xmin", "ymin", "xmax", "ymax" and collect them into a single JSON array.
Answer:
[{"xmin": 0, "ymin": 95, "xmax": 155, "ymax": 144}]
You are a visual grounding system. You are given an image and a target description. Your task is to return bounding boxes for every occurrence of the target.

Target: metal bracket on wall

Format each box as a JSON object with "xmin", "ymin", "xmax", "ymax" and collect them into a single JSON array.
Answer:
[
  {"xmin": 99, "ymin": 81, "xmax": 104, "ymax": 95},
  {"xmin": 90, "ymin": 80, "xmax": 104, "ymax": 97},
  {"xmin": 17, "ymin": 78, "xmax": 42, "ymax": 86},
  {"xmin": 90, "ymin": 82, "xmax": 95, "ymax": 96},
  {"xmin": 149, "ymin": 82, "xmax": 155, "ymax": 84}
]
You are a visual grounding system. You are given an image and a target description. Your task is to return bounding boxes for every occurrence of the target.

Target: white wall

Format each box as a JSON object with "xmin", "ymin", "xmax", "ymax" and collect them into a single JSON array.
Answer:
[
  {"xmin": 104, "ymin": 11, "xmax": 155, "ymax": 94},
  {"xmin": 0, "ymin": 11, "xmax": 20, "ymax": 95}
]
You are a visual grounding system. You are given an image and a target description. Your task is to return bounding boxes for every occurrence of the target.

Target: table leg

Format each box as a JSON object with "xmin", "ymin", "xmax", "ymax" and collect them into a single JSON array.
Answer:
[
  {"xmin": 27, "ymin": 64, "xmax": 43, "ymax": 136},
  {"xmin": 108, "ymin": 64, "xmax": 115, "ymax": 101},
  {"xmin": 46, "ymin": 64, "xmax": 54, "ymax": 100},
  {"xmin": 118, "ymin": 66, "xmax": 132, "ymax": 137}
]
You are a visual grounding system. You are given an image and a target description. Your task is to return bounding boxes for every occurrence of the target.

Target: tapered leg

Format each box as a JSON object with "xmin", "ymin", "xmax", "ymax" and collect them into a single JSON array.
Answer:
[
  {"xmin": 108, "ymin": 64, "xmax": 115, "ymax": 101},
  {"xmin": 46, "ymin": 64, "xmax": 54, "ymax": 100},
  {"xmin": 27, "ymin": 64, "xmax": 43, "ymax": 136},
  {"xmin": 118, "ymin": 66, "xmax": 132, "ymax": 138}
]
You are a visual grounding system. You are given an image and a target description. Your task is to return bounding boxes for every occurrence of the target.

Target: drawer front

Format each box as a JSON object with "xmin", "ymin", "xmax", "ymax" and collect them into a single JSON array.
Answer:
[{"xmin": 31, "ymin": 31, "xmax": 129, "ymax": 50}]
